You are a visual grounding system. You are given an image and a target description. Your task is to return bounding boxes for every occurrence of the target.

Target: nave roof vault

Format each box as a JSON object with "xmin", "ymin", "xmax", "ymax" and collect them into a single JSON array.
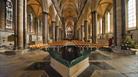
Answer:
[{"xmin": 27, "ymin": 0, "xmax": 113, "ymax": 27}]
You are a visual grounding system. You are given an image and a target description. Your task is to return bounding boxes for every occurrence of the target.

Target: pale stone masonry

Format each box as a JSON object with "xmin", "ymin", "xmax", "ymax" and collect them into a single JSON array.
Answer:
[
  {"xmin": 113, "ymin": 0, "xmax": 126, "ymax": 46},
  {"xmin": 17, "ymin": 0, "xmax": 25, "ymax": 49}
]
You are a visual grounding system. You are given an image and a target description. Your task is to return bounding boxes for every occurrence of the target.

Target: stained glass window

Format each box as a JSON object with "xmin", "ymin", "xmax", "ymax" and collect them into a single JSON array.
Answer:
[{"xmin": 6, "ymin": 0, "xmax": 13, "ymax": 29}]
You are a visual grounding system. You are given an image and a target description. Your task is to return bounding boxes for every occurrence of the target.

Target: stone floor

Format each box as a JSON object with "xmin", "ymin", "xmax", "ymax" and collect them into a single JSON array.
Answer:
[{"xmin": 0, "ymin": 49, "xmax": 138, "ymax": 77}]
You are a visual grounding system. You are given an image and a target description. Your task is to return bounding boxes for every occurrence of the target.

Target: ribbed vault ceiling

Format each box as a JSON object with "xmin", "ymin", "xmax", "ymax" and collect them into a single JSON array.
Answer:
[
  {"xmin": 97, "ymin": 0, "xmax": 113, "ymax": 16},
  {"xmin": 27, "ymin": 0, "xmax": 113, "ymax": 25},
  {"xmin": 27, "ymin": 0, "xmax": 42, "ymax": 16}
]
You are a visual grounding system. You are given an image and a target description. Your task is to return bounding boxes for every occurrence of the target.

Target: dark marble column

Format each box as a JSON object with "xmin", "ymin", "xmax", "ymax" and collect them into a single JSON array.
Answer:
[
  {"xmin": 29, "ymin": 14, "xmax": 33, "ymax": 44},
  {"xmin": 91, "ymin": 11, "xmax": 97, "ymax": 44},
  {"xmin": 84, "ymin": 20, "xmax": 88, "ymax": 41},
  {"xmin": 113, "ymin": 0, "xmax": 117, "ymax": 46},
  {"xmin": 60, "ymin": 28, "xmax": 64, "ymax": 40},
  {"xmin": 88, "ymin": 24, "xmax": 91, "ymax": 40},
  {"xmin": 80, "ymin": 25, "xmax": 82, "ymax": 41},
  {"xmin": 102, "ymin": 16, "xmax": 105, "ymax": 38},
  {"xmin": 78, "ymin": 28, "xmax": 81, "ymax": 40},
  {"xmin": 13, "ymin": 0, "xmax": 18, "ymax": 50},
  {"xmin": 121, "ymin": 0, "xmax": 126, "ymax": 38},
  {"xmin": 113, "ymin": 0, "xmax": 126, "ymax": 46},
  {"xmin": 42, "ymin": 12, "xmax": 48, "ymax": 44},
  {"xmin": 23, "ymin": 0, "xmax": 27, "ymax": 48},
  {"xmin": 36, "ymin": 19, "xmax": 39, "ymax": 42},
  {"xmin": 55, "ymin": 26, "xmax": 59, "ymax": 41},
  {"xmin": 75, "ymin": 29, "xmax": 78, "ymax": 40},
  {"xmin": 52, "ymin": 21, "xmax": 56, "ymax": 41},
  {"xmin": 58, "ymin": 28, "xmax": 62, "ymax": 41},
  {"xmin": 61, "ymin": 17, "xmax": 66, "ymax": 40},
  {"xmin": 81, "ymin": 25, "xmax": 84, "ymax": 41}
]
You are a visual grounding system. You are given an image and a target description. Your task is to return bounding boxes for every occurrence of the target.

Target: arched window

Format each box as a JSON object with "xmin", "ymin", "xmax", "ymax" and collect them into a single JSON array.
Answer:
[
  {"xmin": 100, "ymin": 18, "xmax": 102, "ymax": 34},
  {"xmin": 6, "ymin": 0, "xmax": 13, "ymax": 29},
  {"xmin": 97, "ymin": 18, "xmax": 102, "ymax": 35},
  {"xmin": 128, "ymin": 0, "xmax": 136, "ymax": 29},
  {"xmin": 105, "ymin": 12, "xmax": 111, "ymax": 33},
  {"xmin": 107, "ymin": 12, "xmax": 110, "ymax": 33}
]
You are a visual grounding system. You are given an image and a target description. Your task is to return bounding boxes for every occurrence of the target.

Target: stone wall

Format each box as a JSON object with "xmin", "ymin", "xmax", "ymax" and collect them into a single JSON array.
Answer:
[
  {"xmin": 0, "ymin": 31, "xmax": 14, "ymax": 46},
  {"xmin": 130, "ymin": 30, "xmax": 138, "ymax": 44},
  {"xmin": 0, "ymin": 0, "xmax": 5, "ymax": 29}
]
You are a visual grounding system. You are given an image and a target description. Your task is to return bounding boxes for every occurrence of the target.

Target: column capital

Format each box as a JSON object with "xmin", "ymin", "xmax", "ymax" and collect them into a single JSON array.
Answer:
[
  {"xmin": 91, "ymin": 10, "xmax": 97, "ymax": 14},
  {"xmin": 51, "ymin": 21, "xmax": 56, "ymax": 23},
  {"xmin": 81, "ymin": 24, "xmax": 84, "ymax": 27},
  {"xmin": 42, "ymin": 11, "xmax": 48, "ymax": 15},
  {"xmin": 56, "ymin": 25, "xmax": 59, "ymax": 27},
  {"xmin": 84, "ymin": 20, "xmax": 88, "ymax": 22}
]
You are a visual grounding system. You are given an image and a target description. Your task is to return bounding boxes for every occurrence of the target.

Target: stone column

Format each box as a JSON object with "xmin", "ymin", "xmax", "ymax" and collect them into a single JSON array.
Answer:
[
  {"xmin": 58, "ymin": 28, "xmax": 62, "ymax": 41},
  {"xmin": 113, "ymin": 0, "xmax": 117, "ymax": 45},
  {"xmin": 81, "ymin": 25, "xmax": 84, "ymax": 41},
  {"xmin": 84, "ymin": 20, "xmax": 88, "ymax": 41},
  {"xmin": 80, "ymin": 25, "xmax": 82, "ymax": 41},
  {"xmin": 88, "ymin": 24, "xmax": 91, "ymax": 41},
  {"xmin": 121, "ymin": 0, "xmax": 126, "ymax": 37},
  {"xmin": 102, "ymin": 16, "xmax": 105, "ymax": 38},
  {"xmin": 52, "ymin": 21, "xmax": 56, "ymax": 41},
  {"xmin": 80, "ymin": 29, "xmax": 82, "ymax": 40},
  {"xmin": 78, "ymin": 28, "xmax": 81, "ymax": 40},
  {"xmin": 91, "ymin": 11, "xmax": 97, "ymax": 44},
  {"xmin": 13, "ymin": 0, "xmax": 17, "ymax": 50},
  {"xmin": 17, "ymin": 0, "xmax": 25, "ymax": 49},
  {"xmin": 36, "ymin": 19, "xmax": 39, "ymax": 42},
  {"xmin": 29, "ymin": 14, "xmax": 33, "ymax": 43},
  {"xmin": 23, "ymin": 0, "xmax": 27, "ymax": 48},
  {"xmin": 61, "ymin": 17, "xmax": 66, "ymax": 40},
  {"xmin": 42, "ymin": 12, "xmax": 48, "ymax": 44},
  {"xmin": 113, "ymin": 0, "xmax": 126, "ymax": 46},
  {"xmin": 60, "ymin": 28, "xmax": 64, "ymax": 40},
  {"xmin": 75, "ymin": 29, "xmax": 79, "ymax": 40},
  {"xmin": 55, "ymin": 26, "xmax": 59, "ymax": 41}
]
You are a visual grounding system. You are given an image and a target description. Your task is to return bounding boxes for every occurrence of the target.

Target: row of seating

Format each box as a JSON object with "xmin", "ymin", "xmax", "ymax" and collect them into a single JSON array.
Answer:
[{"xmin": 29, "ymin": 40, "xmax": 109, "ymax": 49}]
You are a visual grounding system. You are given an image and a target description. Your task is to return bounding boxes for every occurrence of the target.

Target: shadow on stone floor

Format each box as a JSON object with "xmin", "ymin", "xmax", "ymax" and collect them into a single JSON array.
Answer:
[
  {"xmin": 24, "ymin": 52, "xmax": 114, "ymax": 77},
  {"xmin": 25, "ymin": 62, "xmax": 62, "ymax": 77},
  {"xmin": 0, "ymin": 51, "xmax": 16, "ymax": 55},
  {"xmin": 78, "ymin": 62, "xmax": 115, "ymax": 77},
  {"xmin": 89, "ymin": 52, "xmax": 111, "ymax": 60}
]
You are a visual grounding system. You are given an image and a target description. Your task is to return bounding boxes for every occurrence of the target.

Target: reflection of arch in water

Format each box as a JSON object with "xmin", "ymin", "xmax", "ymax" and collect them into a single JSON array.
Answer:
[
  {"xmin": 6, "ymin": 0, "xmax": 13, "ymax": 29},
  {"xmin": 65, "ymin": 26, "xmax": 73, "ymax": 39},
  {"xmin": 61, "ymin": 46, "xmax": 80, "ymax": 62}
]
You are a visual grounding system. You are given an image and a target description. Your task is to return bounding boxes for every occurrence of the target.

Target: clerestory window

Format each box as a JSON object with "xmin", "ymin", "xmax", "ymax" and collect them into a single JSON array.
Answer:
[{"xmin": 128, "ymin": 0, "xmax": 136, "ymax": 29}]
